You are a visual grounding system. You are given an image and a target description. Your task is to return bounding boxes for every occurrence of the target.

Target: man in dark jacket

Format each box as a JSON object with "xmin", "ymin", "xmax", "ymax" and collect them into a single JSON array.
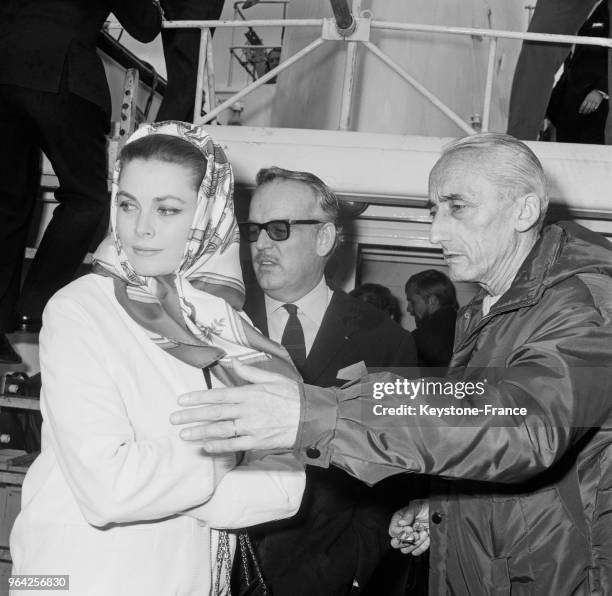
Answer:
[
  {"xmin": 173, "ymin": 133, "xmax": 612, "ymax": 595},
  {"xmin": 237, "ymin": 167, "xmax": 419, "ymax": 596},
  {"xmin": 507, "ymin": 0, "xmax": 606, "ymax": 140},
  {"xmin": 508, "ymin": 0, "xmax": 608, "ymax": 141},
  {"xmin": 404, "ymin": 270, "xmax": 458, "ymax": 372},
  {"xmin": 0, "ymin": 0, "xmax": 161, "ymax": 362},
  {"xmin": 547, "ymin": 0, "xmax": 610, "ymax": 143}
]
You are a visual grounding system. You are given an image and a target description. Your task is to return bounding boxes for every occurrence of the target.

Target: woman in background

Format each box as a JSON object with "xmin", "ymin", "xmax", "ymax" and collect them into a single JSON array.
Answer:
[{"xmin": 10, "ymin": 122, "xmax": 304, "ymax": 595}]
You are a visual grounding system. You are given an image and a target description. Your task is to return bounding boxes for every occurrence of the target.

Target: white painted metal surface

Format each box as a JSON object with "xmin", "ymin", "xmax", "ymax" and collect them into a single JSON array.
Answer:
[{"xmin": 206, "ymin": 125, "xmax": 612, "ymax": 217}]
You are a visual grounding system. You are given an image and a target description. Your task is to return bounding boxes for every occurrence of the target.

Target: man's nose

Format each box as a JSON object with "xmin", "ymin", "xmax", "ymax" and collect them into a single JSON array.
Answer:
[
  {"xmin": 254, "ymin": 227, "xmax": 273, "ymax": 250},
  {"xmin": 429, "ymin": 212, "xmax": 448, "ymax": 246}
]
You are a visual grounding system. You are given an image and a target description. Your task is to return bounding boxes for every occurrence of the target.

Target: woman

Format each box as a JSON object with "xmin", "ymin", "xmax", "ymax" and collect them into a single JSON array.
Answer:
[{"xmin": 9, "ymin": 122, "xmax": 305, "ymax": 595}]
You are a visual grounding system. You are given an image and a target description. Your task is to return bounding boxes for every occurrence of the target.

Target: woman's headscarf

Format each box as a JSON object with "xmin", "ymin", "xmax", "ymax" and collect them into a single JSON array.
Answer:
[{"xmin": 93, "ymin": 121, "xmax": 298, "ymax": 384}]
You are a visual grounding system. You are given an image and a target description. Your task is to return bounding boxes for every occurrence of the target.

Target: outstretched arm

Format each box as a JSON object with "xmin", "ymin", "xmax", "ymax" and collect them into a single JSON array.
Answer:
[{"xmin": 172, "ymin": 285, "xmax": 612, "ymax": 487}]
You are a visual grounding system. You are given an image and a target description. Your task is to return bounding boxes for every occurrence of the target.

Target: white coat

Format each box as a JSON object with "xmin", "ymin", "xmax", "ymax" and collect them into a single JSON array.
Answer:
[{"xmin": 10, "ymin": 274, "xmax": 305, "ymax": 596}]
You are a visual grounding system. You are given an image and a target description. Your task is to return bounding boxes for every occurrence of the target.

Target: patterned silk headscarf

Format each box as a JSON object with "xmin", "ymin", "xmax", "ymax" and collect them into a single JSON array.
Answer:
[{"xmin": 93, "ymin": 121, "xmax": 298, "ymax": 384}]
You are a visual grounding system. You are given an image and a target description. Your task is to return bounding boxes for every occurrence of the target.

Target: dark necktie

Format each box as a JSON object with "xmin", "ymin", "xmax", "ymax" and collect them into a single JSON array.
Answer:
[{"xmin": 281, "ymin": 303, "xmax": 306, "ymax": 370}]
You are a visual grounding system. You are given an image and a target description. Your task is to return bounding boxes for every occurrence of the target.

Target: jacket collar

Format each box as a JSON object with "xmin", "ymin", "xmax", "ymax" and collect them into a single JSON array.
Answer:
[
  {"xmin": 490, "ymin": 224, "xmax": 563, "ymax": 312},
  {"xmin": 457, "ymin": 224, "xmax": 567, "ymax": 347},
  {"xmin": 458, "ymin": 222, "xmax": 612, "ymax": 345}
]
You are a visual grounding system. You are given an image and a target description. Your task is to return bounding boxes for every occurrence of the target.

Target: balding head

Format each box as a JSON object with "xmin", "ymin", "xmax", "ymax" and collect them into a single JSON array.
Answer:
[{"xmin": 430, "ymin": 133, "xmax": 548, "ymax": 229}]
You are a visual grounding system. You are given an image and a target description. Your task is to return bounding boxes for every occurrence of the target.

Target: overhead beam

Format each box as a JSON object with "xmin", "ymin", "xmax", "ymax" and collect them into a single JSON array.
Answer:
[
  {"xmin": 204, "ymin": 125, "xmax": 612, "ymax": 218},
  {"xmin": 329, "ymin": 0, "xmax": 355, "ymax": 35}
]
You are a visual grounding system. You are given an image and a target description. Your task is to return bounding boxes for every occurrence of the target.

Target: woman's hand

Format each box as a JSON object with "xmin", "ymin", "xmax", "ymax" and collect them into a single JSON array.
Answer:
[{"xmin": 389, "ymin": 499, "xmax": 430, "ymax": 556}]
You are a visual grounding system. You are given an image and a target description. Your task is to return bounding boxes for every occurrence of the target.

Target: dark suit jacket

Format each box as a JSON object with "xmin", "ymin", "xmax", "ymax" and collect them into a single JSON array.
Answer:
[
  {"xmin": 246, "ymin": 289, "xmax": 417, "ymax": 386},
  {"xmin": 244, "ymin": 286, "xmax": 419, "ymax": 596},
  {"xmin": 412, "ymin": 306, "xmax": 457, "ymax": 374},
  {"xmin": 547, "ymin": 0, "xmax": 609, "ymax": 133},
  {"xmin": 0, "ymin": 0, "xmax": 161, "ymax": 116}
]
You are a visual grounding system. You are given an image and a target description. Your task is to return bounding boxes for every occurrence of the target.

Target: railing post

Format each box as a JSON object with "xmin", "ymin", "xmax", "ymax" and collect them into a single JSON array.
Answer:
[
  {"xmin": 204, "ymin": 29, "xmax": 217, "ymax": 124},
  {"xmin": 338, "ymin": 0, "xmax": 361, "ymax": 130},
  {"xmin": 482, "ymin": 37, "xmax": 497, "ymax": 132},
  {"xmin": 193, "ymin": 28, "xmax": 209, "ymax": 123}
]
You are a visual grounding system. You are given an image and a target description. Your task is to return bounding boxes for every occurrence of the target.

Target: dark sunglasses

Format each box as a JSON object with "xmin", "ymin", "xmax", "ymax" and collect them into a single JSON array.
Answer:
[{"xmin": 238, "ymin": 219, "xmax": 326, "ymax": 242}]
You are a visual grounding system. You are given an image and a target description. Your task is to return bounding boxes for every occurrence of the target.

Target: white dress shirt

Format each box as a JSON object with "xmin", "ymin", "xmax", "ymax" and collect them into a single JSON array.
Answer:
[{"xmin": 264, "ymin": 276, "xmax": 333, "ymax": 356}]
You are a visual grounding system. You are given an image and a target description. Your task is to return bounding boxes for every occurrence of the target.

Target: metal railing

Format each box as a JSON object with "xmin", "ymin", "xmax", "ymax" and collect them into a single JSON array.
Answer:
[
  {"xmin": 162, "ymin": 0, "xmax": 612, "ymax": 133},
  {"xmin": 228, "ymin": 1, "xmax": 289, "ymax": 85}
]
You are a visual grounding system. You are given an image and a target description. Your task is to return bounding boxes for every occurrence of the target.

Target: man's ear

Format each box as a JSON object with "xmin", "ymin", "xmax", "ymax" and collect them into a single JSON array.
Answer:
[
  {"xmin": 427, "ymin": 295, "xmax": 439, "ymax": 312},
  {"xmin": 315, "ymin": 222, "xmax": 337, "ymax": 257},
  {"xmin": 515, "ymin": 193, "xmax": 541, "ymax": 232}
]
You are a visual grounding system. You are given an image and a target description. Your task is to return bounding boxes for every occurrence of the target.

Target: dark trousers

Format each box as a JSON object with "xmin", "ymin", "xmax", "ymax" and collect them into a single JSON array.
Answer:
[
  {"xmin": 555, "ymin": 101, "xmax": 609, "ymax": 143},
  {"xmin": 507, "ymin": 0, "xmax": 601, "ymax": 140},
  {"xmin": 156, "ymin": 0, "xmax": 225, "ymax": 122},
  {"xmin": 0, "ymin": 84, "xmax": 109, "ymax": 331}
]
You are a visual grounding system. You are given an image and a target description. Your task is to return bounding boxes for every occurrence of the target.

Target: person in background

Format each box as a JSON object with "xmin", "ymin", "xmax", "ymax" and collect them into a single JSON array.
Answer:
[
  {"xmin": 172, "ymin": 133, "xmax": 612, "ymax": 595},
  {"xmin": 349, "ymin": 283, "xmax": 403, "ymax": 324},
  {"xmin": 404, "ymin": 270, "xmax": 458, "ymax": 372},
  {"xmin": 507, "ymin": 0, "xmax": 605, "ymax": 140},
  {"xmin": 546, "ymin": 0, "xmax": 609, "ymax": 144},
  {"xmin": 0, "ymin": 0, "xmax": 161, "ymax": 364},
  {"xmin": 9, "ymin": 122, "xmax": 304, "ymax": 596},
  {"xmin": 237, "ymin": 167, "xmax": 420, "ymax": 596},
  {"xmin": 155, "ymin": 0, "xmax": 225, "ymax": 122}
]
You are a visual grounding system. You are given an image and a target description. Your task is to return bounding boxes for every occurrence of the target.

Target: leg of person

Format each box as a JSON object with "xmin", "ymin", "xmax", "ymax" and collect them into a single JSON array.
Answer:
[
  {"xmin": 554, "ymin": 123, "xmax": 577, "ymax": 143},
  {"xmin": 577, "ymin": 102, "xmax": 609, "ymax": 144},
  {"xmin": 156, "ymin": 0, "xmax": 225, "ymax": 122},
  {"xmin": 156, "ymin": 26, "xmax": 200, "ymax": 122},
  {"xmin": 0, "ymin": 86, "xmax": 41, "ymax": 362},
  {"xmin": 553, "ymin": 100, "xmax": 581, "ymax": 143},
  {"xmin": 507, "ymin": 0, "xmax": 600, "ymax": 140},
  {"xmin": 16, "ymin": 88, "xmax": 109, "ymax": 321}
]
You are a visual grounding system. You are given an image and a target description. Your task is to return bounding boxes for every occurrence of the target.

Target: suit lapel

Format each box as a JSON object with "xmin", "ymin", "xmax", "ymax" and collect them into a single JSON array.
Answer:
[
  {"xmin": 245, "ymin": 287, "xmax": 363, "ymax": 385},
  {"xmin": 302, "ymin": 291, "xmax": 360, "ymax": 385}
]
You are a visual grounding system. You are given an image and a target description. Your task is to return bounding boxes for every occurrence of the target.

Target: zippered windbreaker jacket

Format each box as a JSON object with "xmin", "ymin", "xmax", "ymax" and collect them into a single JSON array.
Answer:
[{"xmin": 295, "ymin": 222, "xmax": 612, "ymax": 595}]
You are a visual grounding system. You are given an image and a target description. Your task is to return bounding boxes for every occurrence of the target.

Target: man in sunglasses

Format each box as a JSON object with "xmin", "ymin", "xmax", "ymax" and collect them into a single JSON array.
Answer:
[{"xmin": 235, "ymin": 167, "xmax": 419, "ymax": 596}]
